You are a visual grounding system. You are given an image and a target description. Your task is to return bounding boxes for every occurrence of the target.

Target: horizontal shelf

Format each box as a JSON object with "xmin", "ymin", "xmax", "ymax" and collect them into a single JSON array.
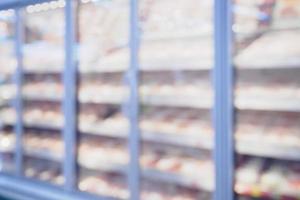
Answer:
[
  {"xmin": 235, "ymin": 62, "xmax": 300, "ymax": 70},
  {"xmin": 1, "ymin": 118, "xmax": 300, "ymax": 161},
  {"xmin": 23, "ymin": 93, "xmax": 125, "ymax": 105},
  {"xmin": 20, "ymin": 63, "xmax": 300, "ymax": 74},
  {"xmin": 235, "ymin": 96, "xmax": 300, "ymax": 112},
  {"xmin": 141, "ymin": 29, "xmax": 212, "ymax": 42},
  {"xmin": 271, "ymin": 22, "xmax": 300, "ymax": 32},
  {"xmin": 0, "ymin": 118, "xmax": 62, "ymax": 131},
  {"xmin": 142, "ymin": 131, "xmax": 212, "ymax": 150},
  {"xmin": 140, "ymin": 94, "xmax": 212, "ymax": 108},
  {"xmin": 235, "ymin": 24, "xmax": 300, "ymax": 40},
  {"xmin": 236, "ymin": 139, "xmax": 300, "ymax": 161},
  {"xmin": 141, "ymin": 168, "xmax": 213, "ymax": 192},
  {"xmin": 22, "ymin": 94, "xmax": 213, "ymax": 109},
  {"xmin": 21, "ymin": 93, "xmax": 300, "ymax": 111},
  {"xmin": 22, "ymin": 68, "xmax": 64, "ymax": 74},
  {"xmin": 236, "ymin": 61, "xmax": 300, "ymax": 70},
  {"xmin": 79, "ymin": 160, "xmax": 127, "ymax": 175},
  {"xmin": 21, "ymin": 64, "xmax": 212, "ymax": 74}
]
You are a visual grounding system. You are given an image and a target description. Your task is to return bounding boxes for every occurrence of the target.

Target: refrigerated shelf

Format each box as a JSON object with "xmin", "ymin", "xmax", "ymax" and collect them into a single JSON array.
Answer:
[
  {"xmin": 2, "ymin": 119, "xmax": 300, "ymax": 161},
  {"xmin": 141, "ymin": 168, "xmax": 213, "ymax": 192},
  {"xmin": 19, "ymin": 93, "xmax": 300, "ymax": 112}
]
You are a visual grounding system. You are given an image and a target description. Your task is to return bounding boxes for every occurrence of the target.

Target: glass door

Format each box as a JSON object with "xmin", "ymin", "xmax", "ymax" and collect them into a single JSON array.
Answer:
[
  {"xmin": 21, "ymin": 1, "xmax": 65, "ymax": 185},
  {"xmin": 76, "ymin": 0, "xmax": 130, "ymax": 198},
  {"xmin": 233, "ymin": 0, "xmax": 300, "ymax": 199},
  {"xmin": 138, "ymin": 0, "xmax": 215, "ymax": 199}
]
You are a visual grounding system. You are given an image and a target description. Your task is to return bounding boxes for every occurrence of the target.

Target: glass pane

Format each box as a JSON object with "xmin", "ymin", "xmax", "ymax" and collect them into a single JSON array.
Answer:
[
  {"xmin": 138, "ymin": 0, "xmax": 214, "ymax": 199},
  {"xmin": 76, "ymin": 0, "xmax": 129, "ymax": 199},
  {"xmin": 233, "ymin": 0, "xmax": 300, "ymax": 199},
  {"xmin": 21, "ymin": 1, "xmax": 65, "ymax": 185},
  {"xmin": 0, "ymin": 9, "xmax": 16, "ymax": 174}
]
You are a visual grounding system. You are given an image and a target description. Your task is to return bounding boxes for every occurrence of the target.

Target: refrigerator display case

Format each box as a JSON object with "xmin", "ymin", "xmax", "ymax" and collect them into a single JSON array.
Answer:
[{"xmin": 0, "ymin": 0, "xmax": 298, "ymax": 200}]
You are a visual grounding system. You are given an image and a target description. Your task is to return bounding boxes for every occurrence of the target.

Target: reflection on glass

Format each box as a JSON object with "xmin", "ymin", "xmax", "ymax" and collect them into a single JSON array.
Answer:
[
  {"xmin": 21, "ymin": 2, "xmax": 65, "ymax": 185},
  {"xmin": 233, "ymin": 0, "xmax": 300, "ymax": 199},
  {"xmin": 139, "ymin": 0, "xmax": 214, "ymax": 199},
  {"xmin": 77, "ymin": 0, "xmax": 129, "ymax": 198},
  {"xmin": 0, "ymin": 9, "xmax": 16, "ymax": 174}
]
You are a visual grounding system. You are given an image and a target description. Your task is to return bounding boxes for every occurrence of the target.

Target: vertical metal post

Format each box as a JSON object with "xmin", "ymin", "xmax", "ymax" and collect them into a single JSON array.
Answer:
[
  {"xmin": 63, "ymin": 0, "xmax": 78, "ymax": 191},
  {"xmin": 128, "ymin": 0, "xmax": 140, "ymax": 199},
  {"xmin": 14, "ymin": 8, "xmax": 24, "ymax": 177},
  {"xmin": 213, "ymin": 0, "xmax": 234, "ymax": 200}
]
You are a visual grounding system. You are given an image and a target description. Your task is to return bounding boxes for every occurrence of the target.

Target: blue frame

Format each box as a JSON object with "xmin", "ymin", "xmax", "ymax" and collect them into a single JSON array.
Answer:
[
  {"xmin": 0, "ymin": 0, "xmax": 236, "ymax": 199},
  {"xmin": 14, "ymin": 7, "xmax": 24, "ymax": 177},
  {"xmin": 213, "ymin": 0, "xmax": 234, "ymax": 200},
  {"xmin": 63, "ymin": 0, "xmax": 78, "ymax": 192},
  {"xmin": 128, "ymin": 0, "xmax": 141, "ymax": 199}
]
